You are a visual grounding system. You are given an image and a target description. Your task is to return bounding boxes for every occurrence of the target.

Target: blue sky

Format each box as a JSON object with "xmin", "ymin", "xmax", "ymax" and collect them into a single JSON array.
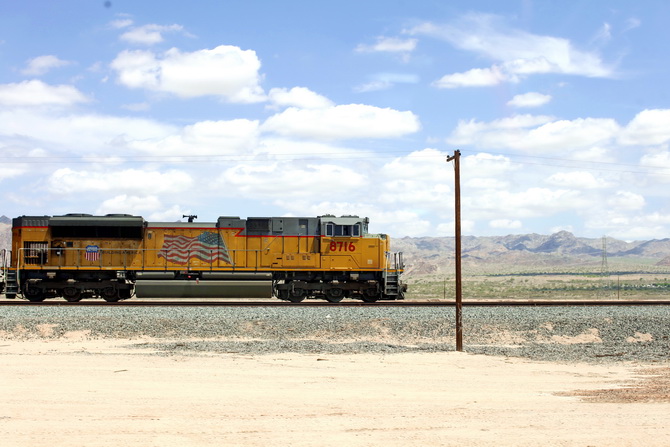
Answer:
[{"xmin": 1, "ymin": 1, "xmax": 670, "ymax": 240}]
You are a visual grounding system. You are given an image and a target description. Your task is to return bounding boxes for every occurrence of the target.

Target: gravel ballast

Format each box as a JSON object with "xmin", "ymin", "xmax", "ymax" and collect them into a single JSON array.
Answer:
[{"xmin": 0, "ymin": 305, "xmax": 668, "ymax": 363}]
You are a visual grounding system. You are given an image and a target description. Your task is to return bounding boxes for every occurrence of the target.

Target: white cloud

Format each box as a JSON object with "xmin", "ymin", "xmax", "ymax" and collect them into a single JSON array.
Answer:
[
  {"xmin": 97, "ymin": 195, "xmax": 189, "ymax": 222},
  {"xmin": 451, "ymin": 114, "xmax": 553, "ymax": 136},
  {"xmin": 22, "ymin": 55, "xmax": 71, "ymax": 76},
  {"xmin": 109, "ymin": 18, "xmax": 133, "ymax": 29},
  {"xmin": 355, "ymin": 81, "xmax": 393, "ymax": 93},
  {"xmin": 607, "ymin": 191, "xmax": 645, "ymax": 210},
  {"xmin": 591, "ymin": 23, "xmax": 612, "ymax": 46},
  {"xmin": 640, "ymin": 150, "xmax": 670, "ymax": 167},
  {"xmin": 462, "ymin": 152, "xmax": 518, "ymax": 179},
  {"xmin": 95, "ymin": 193, "xmax": 189, "ymax": 222},
  {"xmin": 268, "ymin": 87, "xmax": 333, "ymax": 109},
  {"xmin": 586, "ymin": 211, "xmax": 670, "ymax": 240},
  {"xmin": 47, "ymin": 168, "xmax": 193, "ymax": 195},
  {"xmin": 121, "ymin": 102, "xmax": 151, "ymax": 112},
  {"xmin": 624, "ymin": 17, "xmax": 641, "ymax": 32},
  {"xmin": 147, "ymin": 205, "xmax": 191, "ymax": 222},
  {"xmin": 127, "ymin": 119, "xmax": 259, "ymax": 156},
  {"xmin": 619, "ymin": 109, "xmax": 670, "ymax": 146},
  {"xmin": 466, "ymin": 187, "xmax": 588, "ymax": 220},
  {"xmin": 256, "ymin": 137, "xmax": 360, "ymax": 160},
  {"xmin": 377, "ymin": 149, "xmax": 454, "ymax": 219},
  {"xmin": 433, "ymin": 65, "xmax": 509, "ymax": 88},
  {"xmin": 96, "ymin": 194, "xmax": 163, "ymax": 215},
  {"xmin": 120, "ymin": 24, "xmax": 185, "ymax": 45},
  {"xmin": 545, "ymin": 171, "xmax": 610, "ymax": 189},
  {"xmin": 436, "ymin": 219, "xmax": 476, "ymax": 236},
  {"xmin": 218, "ymin": 162, "xmax": 368, "ymax": 199},
  {"xmin": 0, "ymin": 109, "xmax": 175, "ymax": 152},
  {"xmin": 261, "ymin": 104, "xmax": 420, "ymax": 140},
  {"xmin": 489, "ymin": 219, "xmax": 522, "ymax": 229},
  {"xmin": 373, "ymin": 211, "xmax": 432, "ymax": 237},
  {"xmin": 549, "ymin": 225, "xmax": 574, "ymax": 234},
  {"xmin": 448, "ymin": 114, "xmax": 619, "ymax": 152},
  {"xmin": 378, "ymin": 179, "xmax": 450, "ymax": 208},
  {"xmin": 412, "ymin": 14, "xmax": 614, "ymax": 88},
  {"xmin": 507, "ymin": 92, "xmax": 552, "ymax": 108},
  {"xmin": 0, "ymin": 80, "xmax": 89, "ymax": 107},
  {"xmin": 0, "ymin": 146, "xmax": 48, "ymax": 182},
  {"xmin": 355, "ymin": 36, "xmax": 418, "ymax": 54},
  {"xmin": 640, "ymin": 150, "xmax": 670, "ymax": 183},
  {"xmin": 381, "ymin": 148, "xmax": 447, "ymax": 184},
  {"xmin": 465, "ymin": 177, "xmax": 510, "ymax": 190},
  {"xmin": 570, "ymin": 146, "xmax": 615, "ymax": 163},
  {"xmin": 0, "ymin": 165, "xmax": 26, "ymax": 182},
  {"xmin": 110, "ymin": 45, "xmax": 265, "ymax": 102},
  {"xmin": 514, "ymin": 117, "xmax": 619, "ymax": 151},
  {"xmin": 355, "ymin": 73, "xmax": 420, "ymax": 92},
  {"xmin": 447, "ymin": 114, "xmax": 551, "ymax": 147}
]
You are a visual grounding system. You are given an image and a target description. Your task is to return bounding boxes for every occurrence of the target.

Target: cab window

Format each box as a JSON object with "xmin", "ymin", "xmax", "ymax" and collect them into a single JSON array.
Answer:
[{"xmin": 327, "ymin": 224, "xmax": 361, "ymax": 237}]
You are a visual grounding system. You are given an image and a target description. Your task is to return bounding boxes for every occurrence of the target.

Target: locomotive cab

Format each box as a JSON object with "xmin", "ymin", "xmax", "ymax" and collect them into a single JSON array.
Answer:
[{"xmin": 320, "ymin": 215, "xmax": 367, "ymax": 237}]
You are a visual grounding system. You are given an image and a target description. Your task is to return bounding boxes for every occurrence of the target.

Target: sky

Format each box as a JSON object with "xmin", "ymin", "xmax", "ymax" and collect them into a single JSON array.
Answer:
[{"xmin": 1, "ymin": 1, "xmax": 670, "ymax": 240}]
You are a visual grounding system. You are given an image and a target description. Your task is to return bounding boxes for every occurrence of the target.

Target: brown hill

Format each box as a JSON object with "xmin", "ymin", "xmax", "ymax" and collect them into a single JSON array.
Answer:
[{"xmin": 392, "ymin": 232, "xmax": 670, "ymax": 275}]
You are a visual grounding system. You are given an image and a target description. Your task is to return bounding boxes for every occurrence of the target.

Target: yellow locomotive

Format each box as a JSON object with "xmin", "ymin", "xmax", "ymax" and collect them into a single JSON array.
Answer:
[{"xmin": 4, "ymin": 214, "xmax": 405, "ymax": 303}]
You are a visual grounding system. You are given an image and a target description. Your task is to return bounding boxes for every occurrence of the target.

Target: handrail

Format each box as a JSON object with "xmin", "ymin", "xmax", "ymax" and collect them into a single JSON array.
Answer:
[
  {"xmin": 0, "ymin": 249, "xmax": 7, "ymax": 284},
  {"xmin": 384, "ymin": 251, "xmax": 405, "ymax": 271},
  {"xmin": 15, "ymin": 246, "xmax": 270, "ymax": 270},
  {"xmin": 13, "ymin": 246, "xmax": 401, "ymax": 272}
]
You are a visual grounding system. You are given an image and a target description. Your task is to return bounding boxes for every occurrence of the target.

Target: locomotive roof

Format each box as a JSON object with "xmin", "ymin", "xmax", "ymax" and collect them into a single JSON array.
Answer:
[
  {"xmin": 12, "ymin": 214, "xmax": 370, "ymax": 231},
  {"xmin": 13, "ymin": 214, "xmax": 144, "ymax": 227},
  {"xmin": 50, "ymin": 214, "xmax": 145, "ymax": 227}
]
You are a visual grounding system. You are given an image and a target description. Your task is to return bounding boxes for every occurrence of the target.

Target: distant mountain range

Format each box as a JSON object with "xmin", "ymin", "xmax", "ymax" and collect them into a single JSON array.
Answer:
[
  {"xmin": 393, "ymin": 231, "xmax": 670, "ymax": 275},
  {"xmin": 1, "ymin": 217, "xmax": 669, "ymax": 275}
]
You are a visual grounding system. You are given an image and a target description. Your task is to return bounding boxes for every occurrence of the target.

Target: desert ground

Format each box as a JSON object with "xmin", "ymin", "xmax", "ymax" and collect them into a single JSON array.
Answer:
[{"xmin": 1, "ymin": 336, "xmax": 669, "ymax": 447}]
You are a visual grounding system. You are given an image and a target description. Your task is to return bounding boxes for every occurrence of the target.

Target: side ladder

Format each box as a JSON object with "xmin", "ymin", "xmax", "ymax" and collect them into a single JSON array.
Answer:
[
  {"xmin": 5, "ymin": 270, "xmax": 19, "ymax": 299},
  {"xmin": 384, "ymin": 271, "xmax": 402, "ymax": 298},
  {"xmin": 383, "ymin": 251, "xmax": 406, "ymax": 300}
]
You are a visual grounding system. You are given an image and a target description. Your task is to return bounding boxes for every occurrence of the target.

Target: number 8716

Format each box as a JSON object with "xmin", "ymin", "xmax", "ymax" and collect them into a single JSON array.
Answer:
[{"xmin": 329, "ymin": 241, "xmax": 356, "ymax": 252}]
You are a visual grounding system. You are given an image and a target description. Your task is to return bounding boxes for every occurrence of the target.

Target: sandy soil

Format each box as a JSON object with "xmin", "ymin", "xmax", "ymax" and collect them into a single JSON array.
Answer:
[{"xmin": 1, "ymin": 338, "xmax": 669, "ymax": 446}]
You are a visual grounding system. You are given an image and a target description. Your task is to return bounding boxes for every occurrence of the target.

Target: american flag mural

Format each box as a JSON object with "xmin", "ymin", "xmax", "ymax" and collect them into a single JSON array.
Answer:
[
  {"xmin": 85, "ymin": 245, "xmax": 100, "ymax": 262},
  {"xmin": 158, "ymin": 232, "xmax": 232, "ymax": 265}
]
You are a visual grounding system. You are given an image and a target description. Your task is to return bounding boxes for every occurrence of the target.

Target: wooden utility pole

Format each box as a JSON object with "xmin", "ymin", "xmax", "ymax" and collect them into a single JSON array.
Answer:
[{"xmin": 446, "ymin": 150, "xmax": 463, "ymax": 351}]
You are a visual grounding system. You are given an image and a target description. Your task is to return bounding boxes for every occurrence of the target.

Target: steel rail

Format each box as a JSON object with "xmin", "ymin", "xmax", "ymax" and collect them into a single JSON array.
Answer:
[{"xmin": 1, "ymin": 298, "xmax": 669, "ymax": 307}]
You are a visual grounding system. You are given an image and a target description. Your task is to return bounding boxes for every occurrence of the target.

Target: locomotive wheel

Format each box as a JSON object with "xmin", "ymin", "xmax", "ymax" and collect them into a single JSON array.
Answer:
[
  {"xmin": 101, "ymin": 287, "xmax": 120, "ymax": 302},
  {"xmin": 63, "ymin": 287, "xmax": 82, "ymax": 303},
  {"xmin": 24, "ymin": 286, "xmax": 45, "ymax": 303},
  {"xmin": 288, "ymin": 287, "xmax": 305, "ymax": 303},
  {"xmin": 361, "ymin": 288, "xmax": 380, "ymax": 303},
  {"xmin": 324, "ymin": 288, "xmax": 344, "ymax": 303}
]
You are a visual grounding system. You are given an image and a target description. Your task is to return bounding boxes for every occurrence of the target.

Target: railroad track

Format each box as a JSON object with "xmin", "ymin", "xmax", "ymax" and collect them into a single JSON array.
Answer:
[{"xmin": 1, "ymin": 298, "xmax": 669, "ymax": 306}]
